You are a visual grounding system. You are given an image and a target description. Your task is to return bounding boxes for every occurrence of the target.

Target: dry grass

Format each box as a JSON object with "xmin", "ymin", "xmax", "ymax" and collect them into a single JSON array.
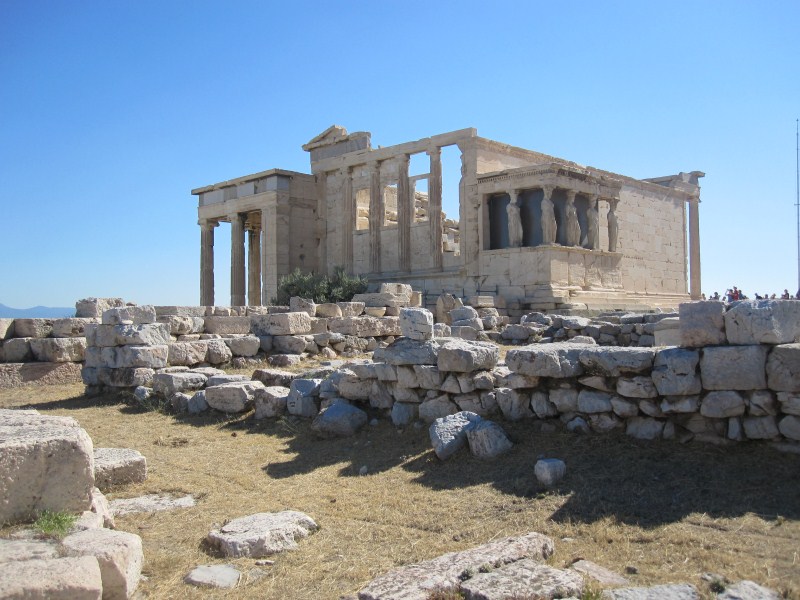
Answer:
[{"xmin": 1, "ymin": 381, "xmax": 799, "ymax": 600}]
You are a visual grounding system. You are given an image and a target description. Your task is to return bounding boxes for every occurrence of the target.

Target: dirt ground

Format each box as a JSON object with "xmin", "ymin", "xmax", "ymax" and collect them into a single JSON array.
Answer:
[{"xmin": 1, "ymin": 380, "xmax": 799, "ymax": 599}]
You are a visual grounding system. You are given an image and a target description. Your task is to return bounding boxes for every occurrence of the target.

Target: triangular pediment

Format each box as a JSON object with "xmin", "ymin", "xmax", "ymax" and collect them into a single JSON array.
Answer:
[{"xmin": 303, "ymin": 125, "xmax": 349, "ymax": 150}]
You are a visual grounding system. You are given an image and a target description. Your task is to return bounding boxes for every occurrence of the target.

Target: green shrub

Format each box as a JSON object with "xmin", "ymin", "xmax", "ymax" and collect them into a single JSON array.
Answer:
[
  {"xmin": 33, "ymin": 510, "xmax": 76, "ymax": 538},
  {"xmin": 274, "ymin": 266, "xmax": 367, "ymax": 305}
]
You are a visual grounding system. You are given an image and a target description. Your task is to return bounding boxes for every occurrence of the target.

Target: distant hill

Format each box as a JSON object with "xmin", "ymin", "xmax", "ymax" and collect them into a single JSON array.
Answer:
[{"xmin": 0, "ymin": 303, "xmax": 75, "ymax": 318}]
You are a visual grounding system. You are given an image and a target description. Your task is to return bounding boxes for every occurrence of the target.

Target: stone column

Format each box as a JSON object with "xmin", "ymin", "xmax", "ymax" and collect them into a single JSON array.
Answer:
[
  {"xmin": 230, "ymin": 212, "xmax": 246, "ymax": 306},
  {"xmin": 316, "ymin": 171, "xmax": 328, "ymax": 276},
  {"xmin": 260, "ymin": 207, "xmax": 270, "ymax": 305},
  {"xmin": 540, "ymin": 185, "xmax": 556, "ymax": 245},
  {"xmin": 247, "ymin": 225, "xmax": 261, "ymax": 305},
  {"xmin": 507, "ymin": 189, "xmax": 523, "ymax": 248},
  {"xmin": 341, "ymin": 167, "xmax": 354, "ymax": 271},
  {"xmin": 200, "ymin": 219, "xmax": 216, "ymax": 306},
  {"xmin": 688, "ymin": 195, "xmax": 701, "ymax": 299},
  {"xmin": 607, "ymin": 197, "xmax": 619, "ymax": 253},
  {"xmin": 428, "ymin": 146, "xmax": 443, "ymax": 269},
  {"xmin": 397, "ymin": 154, "xmax": 411, "ymax": 271},
  {"xmin": 565, "ymin": 190, "xmax": 580, "ymax": 247},
  {"xmin": 369, "ymin": 161, "xmax": 382, "ymax": 273}
]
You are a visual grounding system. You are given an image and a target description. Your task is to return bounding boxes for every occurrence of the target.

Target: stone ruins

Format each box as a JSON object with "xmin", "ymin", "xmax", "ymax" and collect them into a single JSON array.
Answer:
[{"xmin": 191, "ymin": 126, "xmax": 704, "ymax": 312}]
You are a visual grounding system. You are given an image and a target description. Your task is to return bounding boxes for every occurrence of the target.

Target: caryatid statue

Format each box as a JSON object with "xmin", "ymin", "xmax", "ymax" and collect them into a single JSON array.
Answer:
[
  {"xmin": 565, "ymin": 190, "xmax": 580, "ymax": 246},
  {"xmin": 540, "ymin": 185, "xmax": 556, "ymax": 245},
  {"xmin": 507, "ymin": 190, "xmax": 523, "ymax": 248},
  {"xmin": 608, "ymin": 197, "xmax": 619, "ymax": 252},
  {"xmin": 585, "ymin": 194, "xmax": 599, "ymax": 250}
]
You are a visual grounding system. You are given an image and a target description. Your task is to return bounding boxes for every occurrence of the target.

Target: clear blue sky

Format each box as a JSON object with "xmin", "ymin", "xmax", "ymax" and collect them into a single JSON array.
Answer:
[{"xmin": 1, "ymin": 1, "xmax": 798, "ymax": 308}]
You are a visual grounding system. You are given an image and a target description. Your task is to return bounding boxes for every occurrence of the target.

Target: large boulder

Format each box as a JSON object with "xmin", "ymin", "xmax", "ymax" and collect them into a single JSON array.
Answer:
[
  {"xmin": 679, "ymin": 301, "xmax": 726, "ymax": 347},
  {"xmin": 506, "ymin": 342, "xmax": 589, "ymax": 378},
  {"xmin": 206, "ymin": 511, "xmax": 318, "ymax": 558},
  {"xmin": 466, "ymin": 420, "xmax": 513, "ymax": 459},
  {"xmin": 766, "ymin": 343, "xmax": 800, "ymax": 392},
  {"xmin": 0, "ymin": 409, "xmax": 94, "ymax": 524},
  {"xmin": 437, "ymin": 339, "xmax": 499, "ymax": 372},
  {"xmin": 205, "ymin": 381, "xmax": 264, "ymax": 413},
  {"xmin": 311, "ymin": 402, "xmax": 368, "ymax": 437},
  {"xmin": 651, "ymin": 347, "xmax": 701, "ymax": 396},
  {"xmin": 700, "ymin": 346, "xmax": 768, "ymax": 390},
  {"xmin": 724, "ymin": 299, "xmax": 800, "ymax": 344},
  {"xmin": 578, "ymin": 346, "xmax": 656, "ymax": 376},
  {"xmin": 429, "ymin": 411, "xmax": 482, "ymax": 460}
]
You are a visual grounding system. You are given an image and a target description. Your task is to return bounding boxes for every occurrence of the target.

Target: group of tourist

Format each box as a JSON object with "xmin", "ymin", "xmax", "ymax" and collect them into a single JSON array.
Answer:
[{"xmin": 702, "ymin": 287, "xmax": 799, "ymax": 301}]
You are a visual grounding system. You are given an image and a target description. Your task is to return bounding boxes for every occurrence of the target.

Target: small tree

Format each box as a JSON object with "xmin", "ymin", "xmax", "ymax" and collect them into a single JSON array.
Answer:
[{"xmin": 274, "ymin": 267, "xmax": 367, "ymax": 305}]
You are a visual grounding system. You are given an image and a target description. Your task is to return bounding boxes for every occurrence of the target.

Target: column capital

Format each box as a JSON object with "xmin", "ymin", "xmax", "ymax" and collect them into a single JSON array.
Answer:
[
  {"xmin": 542, "ymin": 184, "xmax": 555, "ymax": 198},
  {"xmin": 199, "ymin": 218, "xmax": 218, "ymax": 229},
  {"xmin": 565, "ymin": 189, "xmax": 577, "ymax": 201},
  {"xmin": 427, "ymin": 145, "xmax": 442, "ymax": 158}
]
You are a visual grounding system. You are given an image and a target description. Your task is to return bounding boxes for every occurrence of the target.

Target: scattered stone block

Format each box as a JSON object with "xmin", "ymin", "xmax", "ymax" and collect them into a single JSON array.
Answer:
[
  {"xmin": 253, "ymin": 386, "xmax": 290, "ymax": 419},
  {"xmin": 495, "ymin": 388, "xmax": 533, "ymax": 421},
  {"xmin": 168, "ymin": 341, "xmax": 208, "ymax": 366},
  {"xmin": 680, "ymin": 301, "xmax": 726, "ymax": 347},
  {"xmin": 716, "ymin": 580, "xmax": 781, "ymax": 600},
  {"xmin": 101, "ymin": 305, "xmax": 156, "ymax": 325},
  {"xmin": 251, "ymin": 312, "xmax": 312, "ymax": 336},
  {"xmin": 742, "ymin": 416, "xmax": 780, "ymax": 440},
  {"xmin": 76, "ymin": 297, "xmax": 125, "ymax": 318},
  {"xmin": 700, "ymin": 346, "xmax": 768, "ymax": 390},
  {"xmin": 206, "ymin": 339, "xmax": 233, "ymax": 364},
  {"xmin": 534, "ymin": 458, "xmax": 566, "ymax": 487},
  {"xmin": 603, "ymin": 583, "xmax": 699, "ymax": 599},
  {"xmin": 0, "ymin": 409, "xmax": 94, "ymax": 524},
  {"xmin": 51, "ymin": 317, "xmax": 98, "ymax": 338},
  {"xmin": 205, "ymin": 380, "xmax": 264, "ymax": 413},
  {"xmin": 381, "ymin": 337, "xmax": 442, "ymax": 366},
  {"xmin": 88, "ymin": 323, "xmax": 170, "ymax": 347},
  {"xmin": 460, "ymin": 558, "xmax": 583, "ymax": 600},
  {"xmin": 391, "ymin": 401, "xmax": 418, "ymax": 426},
  {"xmin": 93, "ymin": 448, "xmax": 147, "ymax": 488},
  {"xmin": 571, "ymin": 559, "xmax": 629, "ymax": 586},
  {"xmin": 152, "ymin": 372, "xmax": 207, "ymax": 396},
  {"xmin": 651, "ymin": 347, "xmax": 701, "ymax": 396},
  {"xmin": 419, "ymin": 395, "xmax": 458, "ymax": 422},
  {"xmin": 311, "ymin": 401, "xmax": 368, "ymax": 437},
  {"xmin": 625, "ymin": 417, "xmax": 664, "ymax": 440},
  {"xmin": 62, "ymin": 528, "xmax": 143, "ymax": 600},
  {"xmin": 289, "ymin": 296, "xmax": 317, "ymax": 317},
  {"xmin": 202, "ymin": 316, "xmax": 251, "ymax": 334},
  {"xmin": 357, "ymin": 532, "xmax": 554, "ymax": 600},
  {"xmin": 185, "ymin": 564, "xmax": 241, "ymax": 589},
  {"xmin": 400, "ymin": 307, "xmax": 434, "ymax": 341},
  {"xmin": 577, "ymin": 389, "xmax": 614, "ymax": 413},
  {"xmin": 0, "ymin": 538, "xmax": 59, "ymax": 563},
  {"xmin": 28, "ymin": 337, "xmax": 86, "ymax": 362},
  {"xmin": 0, "ymin": 318, "xmax": 14, "ymax": 339},
  {"xmin": 207, "ymin": 511, "xmax": 319, "ymax": 558},
  {"xmin": 579, "ymin": 346, "xmax": 656, "ymax": 376},
  {"xmin": 0, "ymin": 556, "xmax": 103, "ymax": 599},
  {"xmin": 287, "ymin": 378, "xmax": 322, "ymax": 417},
  {"xmin": 337, "ymin": 301, "xmax": 365, "ymax": 317},
  {"xmin": 187, "ymin": 390, "xmax": 208, "ymax": 414},
  {"xmin": 779, "ymin": 415, "xmax": 800, "ymax": 440},
  {"xmin": 316, "ymin": 303, "xmax": 342, "ymax": 318},
  {"xmin": 429, "ymin": 411, "xmax": 482, "ymax": 459},
  {"xmin": 4, "ymin": 337, "xmax": 32, "ymax": 361},
  {"xmin": 466, "ymin": 420, "xmax": 513, "ymax": 459},
  {"xmin": 223, "ymin": 335, "xmax": 261, "ymax": 357},
  {"xmin": 110, "ymin": 493, "xmax": 195, "ymax": 516}
]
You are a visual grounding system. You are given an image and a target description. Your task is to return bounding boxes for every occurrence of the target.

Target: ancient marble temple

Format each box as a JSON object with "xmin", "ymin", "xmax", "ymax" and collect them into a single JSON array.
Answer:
[{"xmin": 191, "ymin": 126, "xmax": 703, "ymax": 311}]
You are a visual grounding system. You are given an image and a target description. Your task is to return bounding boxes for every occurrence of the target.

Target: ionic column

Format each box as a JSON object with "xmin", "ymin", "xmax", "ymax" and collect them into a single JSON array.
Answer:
[
  {"xmin": 369, "ymin": 161, "xmax": 382, "ymax": 273},
  {"xmin": 428, "ymin": 146, "xmax": 443, "ymax": 269},
  {"xmin": 397, "ymin": 154, "xmax": 411, "ymax": 271},
  {"xmin": 688, "ymin": 195, "xmax": 701, "ymax": 299},
  {"xmin": 229, "ymin": 212, "xmax": 246, "ymax": 306},
  {"xmin": 260, "ymin": 207, "xmax": 270, "ymax": 305},
  {"xmin": 607, "ymin": 197, "xmax": 619, "ymax": 252},
  {"xmin": 540, "ymin": 185, "xmax": 556, "ymax": 245},
  {"xmin": 341, "ymin": 167, "xmax": 354, "ymax": 270},
  {"xmin": 200, "ymin": 219, "xmax": 217, "ymax": 306},
  {"xmin": 247, "ymin": 225, "xmax": 261, "ymax": 306}
]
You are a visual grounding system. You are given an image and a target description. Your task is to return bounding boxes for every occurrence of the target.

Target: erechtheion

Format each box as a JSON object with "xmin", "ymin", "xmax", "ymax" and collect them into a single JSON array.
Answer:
[{"xmin": 191, "ymin": 126, "xmax": 703, "ymax": 311}]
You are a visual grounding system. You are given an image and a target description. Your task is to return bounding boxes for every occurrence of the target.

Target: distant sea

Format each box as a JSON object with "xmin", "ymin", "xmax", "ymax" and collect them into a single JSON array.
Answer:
[{"xmin": 0, "ymin": 303, "xmax": 75, "ymax": 318}]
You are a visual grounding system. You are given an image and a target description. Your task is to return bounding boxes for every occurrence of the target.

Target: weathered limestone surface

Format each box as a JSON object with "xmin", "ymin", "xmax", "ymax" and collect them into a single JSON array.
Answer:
[
  {"xmin": 251, "ymin": 312, "xmax": 312, "ymax": 336},
  {"xmin": 0, "ymin": 409, "xmax": 94, "ymax": 524},
  {"xmin": 700, "ymin": 346, "xmax": 768, "ymax": 390},
  {"xmin": 717, "ymin": 580, "xmax": 781, "ymax": 600},
  {"xmin": 185, "ymin": 564, "xmax": 241, "ymax": 589},
  {"xmin": 766, "ymin": 343, "xmax": 800, "ymax": 392},
  {"xmin": 534, "ymin": 458, "xmax": 566, "ymax": 487},
  {"xmin": 52, "ymin": 317, "xmax": 98, "ymax": 338},
  {"xmin": 680, "ymin": 301, "xmax": 726, "ymax": 347},
  {"xmin": 0, "ymin": 538, "xmax": 59, "ymax": 563},
  {"xmin": 13, "ymin": 318, "xmax": 53, "ymax": 338},
  {"xmin": 429, "ymin": 411, "xmax": 482, "ymax": 459},
  {"xmin": 87, "ymin": 323, "xmax": 170, "ymax": 347},
  {"xmin": 85, "ymin": 344, "xmax": 167, "ymax": 369},
  {"xmin": 311, "ymin": 401, "xmax": 368, "ymax": 437},
  {"xmin": 506, "ymin": 342, "xmax": 591, "ymax": 378},
  {"xmin": 466, "ymin": 420, "xmax": 513, "ymax": 459},
  {"xmin": 0, "ymin": 318, "xmax": 15, "ymax": 339},
  {"xmin": 205, "ymin": 380, "xmax": 264, "ymax": 413},
  {"xmin": 328, "ymin": 316, "xmax": 400, "ymax": 337},
  {"xmin": 62, "ymin": 528, "xmax": 143, "ymax": 600},
  {"xmin": 724, "ymin": 299, "xmax": 800, "ymax": 344},
  {"xmin": 0, "ymin": 556, "xmax": 103, "ymax": 599},
  {"xmin": 400, "ymin": 307, "xmax": 434, "ymax": 341},
  {"xmin": 603, "ymin": 583, "xmax": 699, "ymax": 599},
  {"xmin": 93, "ymin": 448, "xmax": 147, "ymax": 488},
  {"xmin": 253, "ymin": 386, "xmax": 290, "ymax": 419},
  {"xmin": 579, "ymin": 346, "xmax": 656, "ymax": 376},
  {"xmin": 0, "ymin": 362, "xmax": 83, "ymax": 387},
  {"xmin": 76, "ymin": 297, "xmax": 124, "ymax": 318},
  {"xmin": 380, "ymin": 337, "xmax": 442, "ymax": 366},
  {"xmin": 29, "ymin": 337, "xmax": 87, "ymax": 362},
  {"xmin": 206, "ymin": 511, "xmax": 319, "ymax": 558},
  {"xmin": 651, "ymin": 348, "xmax": 701, "ymax": 396},
  {"xmin": 437, "ymin": 339, "xmax": 499, "ymax": 372},
  {"xmin": 168, "ymin": 341, "xmax": 208, "ymax": 366},
  {"xmin": 357, "ymin": 532, "xmax": 555, "ymax": 600},
  {"xmin": 459, "ymin": 558, "xmax": 583, "ymax": 600},
  {"xmin": 101, "ymin": 305, "xmax": 156, "ymax": 325},
  {"xmin": 571, "ymin": 559, "xmax": 629, "ymax": 586},
  {"xmin": 287, "ymin": 378, "xmax": 322, "ymax": 417},
  {"xmin": 152, "ymin": 372, "xmax": 207, "ymax": 396}
]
